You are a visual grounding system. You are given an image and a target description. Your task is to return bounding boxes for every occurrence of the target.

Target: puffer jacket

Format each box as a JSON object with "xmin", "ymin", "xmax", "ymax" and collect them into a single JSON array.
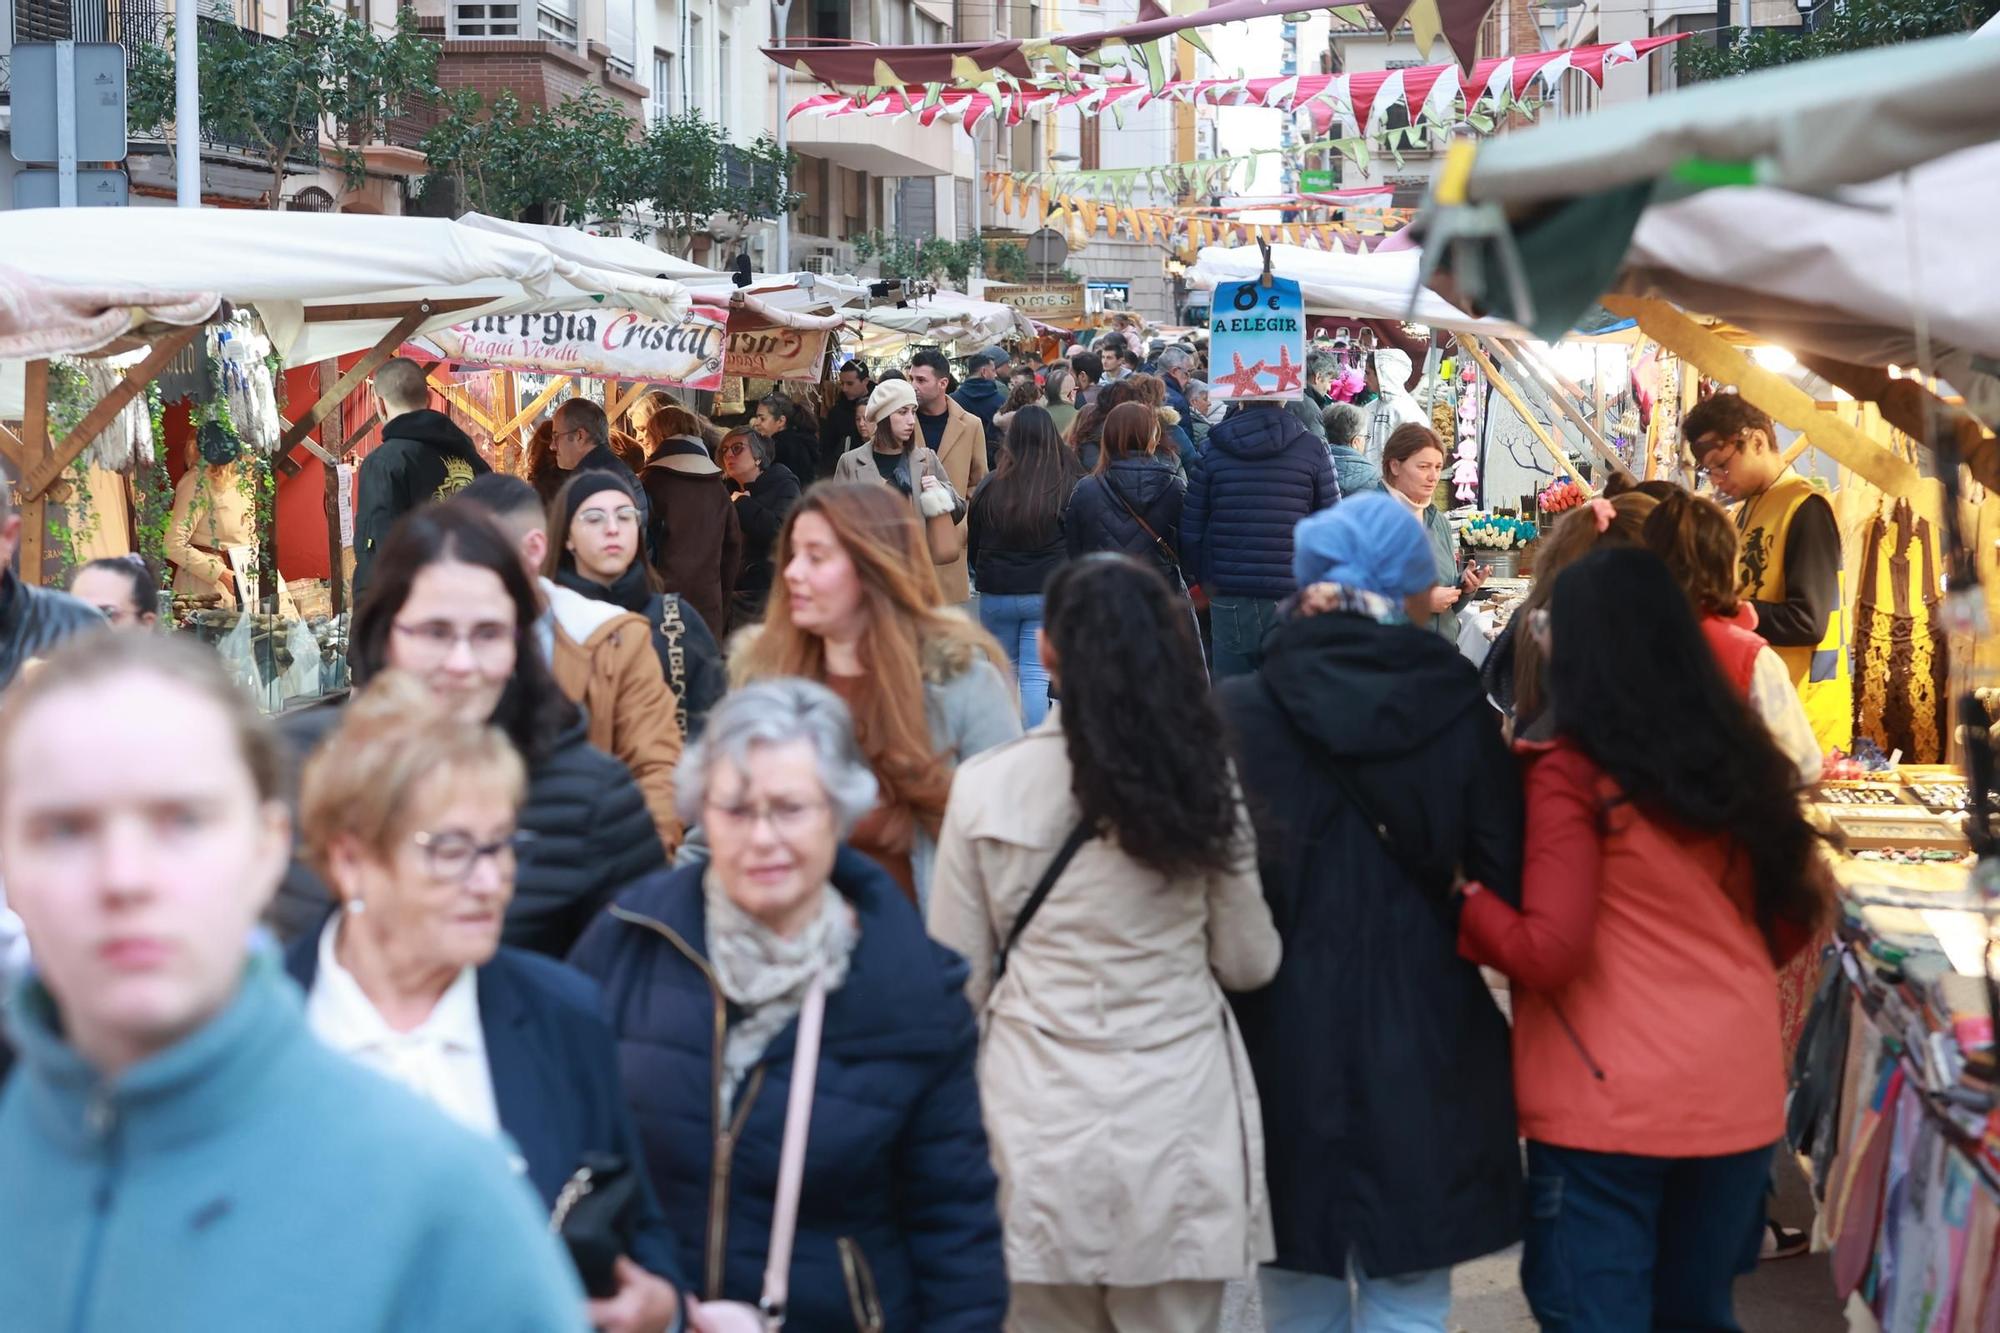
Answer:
[
  {"xmin": 770, "ymin": 426, "xmax": 820, "ymax": 490},
  {"xmin": 1330, "ymin": 443, "xmax": 1382, "ymax": 498},
  {"xmin": 566, "ymin": 849, "xmax": 1008, "ymax": 1332},
  {"xmin": 1063, "ymin": 455, "xmax": 1187, "ymax": 589},
  {"xmin": 269, "ymin": 701, "xmax": 667, "ymax": 959},
  {"xmin": 554, "ymin": 565, "xmax": 725, "ymax": 742},
  {"xmin": 1184, "ymin": 405, "xmax": 1341, "ymax": 601},
  {"xmin": 0, "ymin": 571, "xmax": 103, "ymax": 691}
]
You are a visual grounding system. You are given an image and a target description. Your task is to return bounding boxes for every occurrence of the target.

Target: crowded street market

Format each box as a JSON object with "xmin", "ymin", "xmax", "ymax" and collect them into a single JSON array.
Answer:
[{"xmin": 1, "ymin": 0, "xmax": 1998, "ymax": 1328}]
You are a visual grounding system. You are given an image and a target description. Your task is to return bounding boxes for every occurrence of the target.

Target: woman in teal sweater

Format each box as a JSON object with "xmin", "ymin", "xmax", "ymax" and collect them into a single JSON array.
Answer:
[
  {"xmin": 0, "ymin": 633, "xmax": 586, "ymax": 1333},
  {"xmin": 1382, "ymin": 422, "xmax": 1485, "ymax": 637}
]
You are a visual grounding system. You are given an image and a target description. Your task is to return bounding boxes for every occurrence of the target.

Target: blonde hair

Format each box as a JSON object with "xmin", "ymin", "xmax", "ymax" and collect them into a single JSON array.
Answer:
[
  {"xmin": 1513, "ymin": 492, "xmax": 1659, "ymax": 721},
  {"xmin": 633, "ymin": 392, "xmax": 705, "ymax": 447},
  {"xmin": 298, "ymin": 672, "xmax": 526, "ymax": 883}
]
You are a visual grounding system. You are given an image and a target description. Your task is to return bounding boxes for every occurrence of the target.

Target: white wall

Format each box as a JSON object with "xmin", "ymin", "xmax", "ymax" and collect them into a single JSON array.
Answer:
[{"xmin": 649, "ymin": 0, "xmax": 772, "ymax": 142}]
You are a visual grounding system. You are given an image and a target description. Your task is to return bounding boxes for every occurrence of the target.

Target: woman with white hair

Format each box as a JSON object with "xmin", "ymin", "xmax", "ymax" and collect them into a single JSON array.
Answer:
[{"xmin": 568, "ymin": 679, "xmax": 1006, "ymax": 1332}]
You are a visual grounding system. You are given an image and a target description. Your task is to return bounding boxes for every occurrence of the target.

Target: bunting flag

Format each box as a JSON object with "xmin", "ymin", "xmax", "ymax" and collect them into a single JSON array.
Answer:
[
  {"xmin": 763, "ymin": 0, "xmax": 1501, "ymax": 89},
  {"xmin": 985, "ymin": 179, "xmax": 1413, "ymax": 254},
  {"xmin": 787, "ymin": 35, "xmax": 1685, "ymax": 135}
]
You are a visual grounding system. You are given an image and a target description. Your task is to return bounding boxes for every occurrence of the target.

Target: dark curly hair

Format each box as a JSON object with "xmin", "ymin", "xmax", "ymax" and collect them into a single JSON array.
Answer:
[
  {"xmin": 1549, "ymin": 547, "xmax": 1832, "ymax": 953},
  {"xmin": 1043, "ymin": 554, "xmax": 1245, "ymax": 879}
]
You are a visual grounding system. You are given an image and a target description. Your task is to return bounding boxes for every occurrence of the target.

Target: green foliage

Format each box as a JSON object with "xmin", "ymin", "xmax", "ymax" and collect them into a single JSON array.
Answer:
[
  {"xmin": 985, "ymin": 241, "xmax": 1081, "ymax": 286},
  {"xmin": 127, "ymin": 1, "xmax": 438, "ymax": 206},
  {"xmin": 1678, "ymin": 0, "xmax": 2000, "ymax": 80},
  {"xmin": 421, "ymin": 96, "xmax": 801, "ymax": 248},
  {"xmin": 135, "ymin": 385, "xmax": 176, "ymax": 586},
  {"xmin": 849, "ymin": 231, "xmax": 988, "ymax": 288}
]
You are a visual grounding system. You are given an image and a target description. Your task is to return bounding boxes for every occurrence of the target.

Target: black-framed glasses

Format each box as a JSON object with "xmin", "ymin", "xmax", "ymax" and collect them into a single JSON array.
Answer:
[{"xmin": 411, "ymin": 829, "xmax": 536, "ymax": 882}]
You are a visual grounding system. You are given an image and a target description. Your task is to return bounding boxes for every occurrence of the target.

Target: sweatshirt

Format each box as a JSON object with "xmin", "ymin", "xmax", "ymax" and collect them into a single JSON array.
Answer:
[
  {"xmin": 352, "ymin": 409, "xmax": 491, "ymax": 603},
  {"xmin": 0, "ymin": 951, "xmax": 587, "ymax": 1332}
]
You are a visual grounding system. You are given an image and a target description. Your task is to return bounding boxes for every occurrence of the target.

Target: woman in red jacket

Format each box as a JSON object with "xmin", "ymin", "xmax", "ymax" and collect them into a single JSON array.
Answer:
[{"xmin": 1457, "ymin": 547, "xmax": 1832, "ymax": 1331}]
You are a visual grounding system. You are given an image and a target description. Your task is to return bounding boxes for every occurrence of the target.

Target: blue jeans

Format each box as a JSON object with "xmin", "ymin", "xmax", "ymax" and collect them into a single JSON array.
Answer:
[
  {"xmin": 979, "ymin": 592, "xmax": 1050, "ymax": 727},
  {"xmin": 1208, "ymin": 594, "xmax": 1282, "ymax": 679},
  {"xmin": 1521, "ymin": 1140, "xmax": 1771, "ymax": 1332},
  {"xmin": 1259, "ymin": 1262, "xmax": 1452, "ymax": 1333}
]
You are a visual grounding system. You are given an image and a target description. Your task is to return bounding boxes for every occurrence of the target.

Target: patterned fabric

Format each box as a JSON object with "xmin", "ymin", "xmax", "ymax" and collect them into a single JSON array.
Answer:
[
  {"xmin": 702, "ymin": 870, "xmax": 857, "ymax": 1117},
  {"xmin": 1292, "ymin": 580, "xmax": 1404, "ymax": 626},
  {"xmin": 1852, "ymin": 499, "xmax": 1947, "ymax": 764}
]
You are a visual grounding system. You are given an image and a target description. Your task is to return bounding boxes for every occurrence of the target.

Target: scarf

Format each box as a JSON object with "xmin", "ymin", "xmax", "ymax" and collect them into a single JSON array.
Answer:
[
  {"xmin": 703, "ymin": 870, "xmax": 859, "ymax": 1118},
  {"xmin": 555, "ymin": 560, "xmax": 650, "ymax": 617}
]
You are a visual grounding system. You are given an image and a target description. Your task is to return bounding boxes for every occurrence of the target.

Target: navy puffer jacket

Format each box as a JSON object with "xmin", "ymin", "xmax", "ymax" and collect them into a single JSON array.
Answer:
[
  {"xmin": 1183, "ymin": 404, "xmax": 1341, "ymax": 600},
  {"xmin": 1063, "ymin": 455, "xmax": 1187, "ymax": 589},
  {"xmin": 567, "ymin": 849, "xmax": 1006, "ymax": 1332}
]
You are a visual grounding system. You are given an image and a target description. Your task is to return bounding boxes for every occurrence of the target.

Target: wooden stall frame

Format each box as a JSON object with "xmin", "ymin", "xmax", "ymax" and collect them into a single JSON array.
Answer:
[
  {"xmin": 1495, "ymin": 340, "xmax": 1637, "ymax": 484},
  {"xmin": 1459, "ymin": 338, "xmax": 1590, "ymax": 487}
]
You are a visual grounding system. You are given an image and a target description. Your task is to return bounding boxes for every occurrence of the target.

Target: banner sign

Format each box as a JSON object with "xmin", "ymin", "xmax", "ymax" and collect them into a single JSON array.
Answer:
[
  {"xmin": 725, "ymin": 324, "xmax": 830, "ymax": 381},
  {"xmin": 423, "ymin": 307, "xmax": 729, "ymax": 391},
  {"xmin": 1209, "ymin": 276, "xmax": 1306, "ymax": 403},
  {"xmin": 983, "ymin": 283, "xmax": 1088, "ymax": 320}
]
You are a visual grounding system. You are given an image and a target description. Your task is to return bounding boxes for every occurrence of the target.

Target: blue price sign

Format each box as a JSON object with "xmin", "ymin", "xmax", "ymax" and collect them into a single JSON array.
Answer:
[{"xmin": 1209, "ymin": 277, "xmax": 1306, "ymax": 402}]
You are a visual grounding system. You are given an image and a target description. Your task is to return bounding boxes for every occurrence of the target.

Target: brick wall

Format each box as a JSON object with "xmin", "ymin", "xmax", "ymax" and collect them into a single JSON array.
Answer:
[{"xmin": 434, "ymin": 36, "xmax": 645, "ymax": 114}]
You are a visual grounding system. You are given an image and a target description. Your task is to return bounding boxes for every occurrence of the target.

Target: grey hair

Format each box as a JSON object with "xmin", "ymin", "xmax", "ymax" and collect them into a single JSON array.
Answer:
[
  {"xmin": 744, "ymin": 432, "xmax": 778, "ymax": 469},
  {"xmin": 1306, "ymin": 349, "xmax": 1339, "ymax": 381},
  {"xmin": 1185, "ymin": 379, "xmax": 1210, "ymax": 400},
  {"xmin": 1156, "ymin": 345, "xmax": 1192, "ymax": 374},
  {"xmin": 674, "ymin": 678, "xmax": 880, "ymax": 836},
  {"xmin": 1323, "ymin": 401, "xmax": 1365, "ymax": 446}
]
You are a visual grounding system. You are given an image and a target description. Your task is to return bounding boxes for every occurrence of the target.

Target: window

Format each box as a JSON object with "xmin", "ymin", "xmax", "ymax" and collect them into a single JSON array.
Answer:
[
  {"xmin": 808, "ymin": 0, "xmax": 848, "ymax": 40},
  {"xmin": 688, "ymin": 13, "xmax": 705, "ymax": 115},
  {"xmin": 606, "ymin": 0, "xmax": 636, "ymax": 78},
  {"xmin": 449, "ymin": 0, "xmax": 523, "ymax": 37},
  {"xmin": 718, "ymin": 31, "xmax": 732, "ymax": 118},
  {"xmin": 650, "ymin": 49, "xmax": 676, "ymax": 121},
  {"xmin": 894, "ymin": 178, "xmax": 936, "ymax": 241},
  {"xmin": 535, "ymin": 0, "xmax": 576, "ymax": 43},
  {"xmin": 955, "ymin": 177, "xmax": 974, "ymax": 240}
]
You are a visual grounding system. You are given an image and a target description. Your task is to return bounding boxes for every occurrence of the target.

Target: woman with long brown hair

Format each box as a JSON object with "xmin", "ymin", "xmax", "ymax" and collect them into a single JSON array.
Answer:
[
  {"xmin": 1068, "ymin": 378, "xmax": 1140, "ymax": 470},
  {"xmin": 1063, "ymin": 401, "xmax": 1188, "ymax": 592},
  {"xmin": 733, "ymin": 480, "xmax": 1020, "ymax": 906},
  {"xmin": 632, "ymin": 390, "xmax": 741, "ymax": 636}
]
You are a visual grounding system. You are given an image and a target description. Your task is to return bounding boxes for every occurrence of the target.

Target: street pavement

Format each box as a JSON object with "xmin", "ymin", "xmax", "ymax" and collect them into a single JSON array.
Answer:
[{"xmin": 1221, "ymin": 1249, "xmax": 1849, "ymax": 1331}]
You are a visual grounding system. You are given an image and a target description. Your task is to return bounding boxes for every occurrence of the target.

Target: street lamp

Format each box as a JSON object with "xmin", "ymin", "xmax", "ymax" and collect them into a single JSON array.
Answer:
[{"xmin": 772, "ymin": 0, "xmax": 794, "ymax": 272}]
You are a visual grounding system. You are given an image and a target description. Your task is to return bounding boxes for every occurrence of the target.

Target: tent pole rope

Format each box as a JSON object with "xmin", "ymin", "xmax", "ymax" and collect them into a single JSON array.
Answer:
[{"xmin": 1461, "ymin": 338, "xmax": 1589, "ymax": 488}]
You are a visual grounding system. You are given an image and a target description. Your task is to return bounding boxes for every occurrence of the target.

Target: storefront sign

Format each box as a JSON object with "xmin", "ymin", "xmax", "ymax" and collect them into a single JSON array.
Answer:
[
  {"xmin": 1297, "ymin": 169, "xmax": 1337, "ymax": 192},
  {"xmin": 983, "ymin": 283, "xmax": 1088, "ymax": 320},
  {"xmin": 422, "ymin": 307, "xmax": 729, "ymax": 391},
  {"xmin": 1209, "ymin": 276, "xmax": 1306, "ymax": 402},
  {"xmin": 725, "ymin": 325, "xmax": 830, "ymax": 381}
]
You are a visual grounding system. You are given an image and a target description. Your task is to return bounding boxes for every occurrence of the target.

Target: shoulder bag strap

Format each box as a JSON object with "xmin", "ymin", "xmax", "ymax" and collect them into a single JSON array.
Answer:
[
  {"xmin": 995, "ymin": 818, "xmax": 1094, "ymax": 982},
  {"xmin": 757, "ymin": 977, "xmax": 826, "ymax": 1327},
  {"xmin": 657, "ymin": 598, "xmax": 689, "ymax": 740},
  {"xmin": 1106, "ymin": 481, "xmax": 1179, "ymax": 566}
]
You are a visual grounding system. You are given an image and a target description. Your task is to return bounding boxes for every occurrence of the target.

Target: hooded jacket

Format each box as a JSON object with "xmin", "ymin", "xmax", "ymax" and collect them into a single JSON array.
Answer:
[
  {"xmin": 769, "ymin": 424, "xmax": 820, "ymax": 489},
  {"xmin": 543, "ymin": 579, "xmax": 688, "ymax": 840},
  {"xmin": 1363, "ymin": 348, "xmax": 1426, "ymax": 466},
  {"xmin": 566, "ymin": 849, "xmax": 1008, "ymax": 1331},
  {"xmin": 1219, "ymin": 607, "xmax": 1524, "ymax": 1280},
  {"xmin": 1063, "ymin": 455, "xmax": 1188, "ymax": 589},
  {"xmin": 727, "ymin": 462, "xmax": 804, "ymax": 602},
  {"xmin": 555, "ymin": 565, "xmax": 725, "ymax": 743},
  {"xmin": 820, "ymin": 392, "xmax": 870, "ymax": 477},
  {"xmin": 352, "ymin": 409, "xmax": 490, "ymax": 603},
  {"xmin": 0, "ymin": 570, "xmax": 102, "ymax": 692},
  {"xmin": 640, "ymin": 436, "xmax": 743, "ymax": 638},
  {"xmin": 1183, "ymin": 405, "xmax": 1341, "ymax": 602},
  {"xmin": 0, "ymin": 953, "xmax": 587, "ymax": 1332},
  {"xmin": 952, "ymin": 377, "xmax": 1008, "ymax": 464}
]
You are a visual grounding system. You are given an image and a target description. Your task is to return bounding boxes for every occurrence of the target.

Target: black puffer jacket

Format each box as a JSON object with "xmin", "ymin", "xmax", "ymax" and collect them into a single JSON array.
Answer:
[
  {"xmin": 1219, "ymin": 607, "xmax": 1524, "ymax": 1281},
  {"xmin": 1062, "ymin": 455, "xmax": 1187, "ymax": 588},
  {"xmin": 0, "ymin": 572, "xmax": 103, "ymax": 691},
  {"xmin": 728, "ymin": 463, "xmax": 804, "ymax": 599},
  {"xmin": 769, "ymin": 426, "xmax": 820, "ymax": 490},
  {"xmin": 269, "ymin": 701, "xmax": 666, "ymax": 958}
]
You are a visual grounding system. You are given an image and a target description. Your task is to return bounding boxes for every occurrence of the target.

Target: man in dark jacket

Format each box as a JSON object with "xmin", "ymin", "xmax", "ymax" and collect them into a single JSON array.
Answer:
[
  {"xmin": 951, "ymin": 347, "xmax": 1008, "ymax": 462},
  {"xmin": 1156, "ymin": 345, "xmax": 1195, "ymax": 417},
  {"xmin": 1220, "ymin": 496, "xmax": 1523, "ymax": 1322},
  {"xmin": 553, "ymin": 397, "xmax": 652, "ymax": 557},
  {"xmin": 750, "ymin": 392, "xmax": 821, "ymax": 486},
  {"xmin": 819, "ymin": 361, "xmax": 872, "ymax": 477},
  {"xmin": 0, "ymin": 482, "xmax": 103, "ymax": 691},
  {"xmin": 1183, "ymin": 401, "xmax": 1341, "ymax": 677},
  {"xmin": 351, "ymin": 357, "xmax": 489, "ymax": 604}
]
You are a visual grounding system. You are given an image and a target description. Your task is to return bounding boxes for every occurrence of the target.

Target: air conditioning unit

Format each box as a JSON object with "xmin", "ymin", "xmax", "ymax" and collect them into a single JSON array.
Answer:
[{"xmin": 801, "ymin": 255, "xmax": 835, "ymax": 276}]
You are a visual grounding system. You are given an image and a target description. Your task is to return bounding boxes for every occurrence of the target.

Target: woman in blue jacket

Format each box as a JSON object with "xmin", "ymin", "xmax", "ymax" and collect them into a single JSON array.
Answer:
[
  {"xmin": 0, "ymin": 634, "xmax": 584, "ymax": 1332},
  {"xmin": 285, "ymin": 673, "xmax": 684, "ymax": 1329},
  {"xmin": 570, "ymin": 679, "xmax": 1007, "ymax": 1333}
]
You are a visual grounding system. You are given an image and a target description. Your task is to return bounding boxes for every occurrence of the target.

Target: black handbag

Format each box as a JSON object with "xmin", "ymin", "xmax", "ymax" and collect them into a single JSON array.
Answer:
[{"xmin": 551, "ymin": 1152, "xmax": 641, "ymax": 1298}]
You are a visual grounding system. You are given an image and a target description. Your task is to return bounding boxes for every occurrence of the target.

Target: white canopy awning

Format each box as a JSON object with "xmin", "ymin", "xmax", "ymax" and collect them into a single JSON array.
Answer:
[
  {"xmin": 855, "ymin": 290, "xmax": 1036, "ymax": 353},
  {"xmin": 1190, "ymin": 244, "xmax": 1528, "ymax": 336},
  {"xmin": 0, "ymin": 209, "xmax": 694, "ymax": 367}
]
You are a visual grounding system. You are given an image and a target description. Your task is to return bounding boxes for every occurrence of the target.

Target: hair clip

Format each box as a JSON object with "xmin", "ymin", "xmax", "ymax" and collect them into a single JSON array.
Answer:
[{"xmin": 1587, "ymin": 498, "xmax": 1616, "ymax": 534}]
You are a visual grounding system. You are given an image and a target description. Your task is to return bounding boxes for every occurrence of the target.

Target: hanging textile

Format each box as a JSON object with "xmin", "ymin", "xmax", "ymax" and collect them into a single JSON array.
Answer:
[{"xmin": 1851, "ymin": 498, "xmax": 1948, "ymax": 763}]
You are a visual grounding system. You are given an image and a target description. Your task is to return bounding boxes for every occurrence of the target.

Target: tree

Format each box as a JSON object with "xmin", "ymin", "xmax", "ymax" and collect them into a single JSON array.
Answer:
[
  {"xmin": 1678, "ymin": 0, "xmax": 1999, "ymax": 81},
  {"xmin": 128, "ymin": 1, "xmax": 438, "ymax": 207},
  {"xmin": 849, "ymin": 231, "xmax": 987, "ymax": 288},
  {"xmin": 421, "ymin": 95, "xmax": 800, "ymax": 251}
]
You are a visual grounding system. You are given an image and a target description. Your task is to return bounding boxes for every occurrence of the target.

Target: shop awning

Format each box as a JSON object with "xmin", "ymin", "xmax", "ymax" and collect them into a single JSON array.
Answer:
[
  {"xmin": 855, "ymin": 290, "xmax": 1036, "ymax": 353},
  {"xmin": 1190, "ymin": 244, "xmax": 1527, "ymax": 336}
]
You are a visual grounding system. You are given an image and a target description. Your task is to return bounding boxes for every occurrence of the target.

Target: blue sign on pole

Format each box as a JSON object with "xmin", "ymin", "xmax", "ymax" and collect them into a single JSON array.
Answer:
[{"xmin": 1209, "ymin": 276, "xmax": 1306, "ymax": 403}]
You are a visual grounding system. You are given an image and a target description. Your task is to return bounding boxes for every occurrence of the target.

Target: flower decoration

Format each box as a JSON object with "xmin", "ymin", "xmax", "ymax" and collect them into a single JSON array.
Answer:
[
  {"xmin": 1461, "ymin": 514, "xmax": 1538, "ymax": 551},
  {"xmin": 1537, "ymin": 480, "xmax": 1586, "ymax": 514}
]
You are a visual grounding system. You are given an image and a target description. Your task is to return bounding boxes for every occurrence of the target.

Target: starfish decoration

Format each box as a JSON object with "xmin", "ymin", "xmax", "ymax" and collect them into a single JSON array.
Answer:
[
  {"xmin": 1217, "ymin": 352, "xmax": 1270, "ymax": 399},
  {"xmin": 1268, "ymin": 342, "xmax": 1304, "ymax": 395}
]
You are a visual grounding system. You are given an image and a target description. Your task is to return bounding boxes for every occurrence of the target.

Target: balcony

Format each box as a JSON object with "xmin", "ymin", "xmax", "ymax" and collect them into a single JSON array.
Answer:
[{"xmin": 784, "ymin": 91, "xmax": 956, "ymax": 178}]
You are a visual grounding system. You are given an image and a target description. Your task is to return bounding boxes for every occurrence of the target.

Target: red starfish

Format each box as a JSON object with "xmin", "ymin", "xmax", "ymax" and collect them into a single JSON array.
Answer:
[
  {"xmin": 1216, "ymin": 352, "xmax": 1270, "ymax": 399},
  {"xmin": 1268, "ymin": 343, "xmax": 1304, "ymax": 394}
]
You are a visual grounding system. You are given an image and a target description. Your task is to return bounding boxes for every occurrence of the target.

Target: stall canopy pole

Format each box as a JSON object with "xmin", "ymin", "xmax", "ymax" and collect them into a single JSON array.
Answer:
[
  {"xmin": 1499, "ymin": 340, "xmax": 1635, "ymax": 484},
  {"xmin": 1601, "ymin": 295, "xmax": 1921, "ymax": 497},
  {"xmin": 18, "ymin": 362, "xmax": 50, "ymax": 586},
  {"xmin": 19, "ymin": 327, "xmax": 204, "ymax": 501},
  {"xmin": 276, "ymin": 303, "xmax": 438, "ymax": 474},
  {"xmin": 605, "ymin": 380, "xmax": 651, "ymax": 426},
  {"xmin": 492, "ymin": 376, "xmax": 574, "ymax": 447},
  {"xmin": 320, "ymin": 361, "xmax": 347, "ymax": 622},
  {"xmin": 1460, "ymin": 338, "xmax": 1590, "ymax": 488}
]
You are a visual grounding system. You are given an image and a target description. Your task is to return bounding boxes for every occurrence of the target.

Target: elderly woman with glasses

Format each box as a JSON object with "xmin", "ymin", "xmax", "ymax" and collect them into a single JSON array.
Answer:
[
  {"xmin": 285, "ymin": 672, "xmax": 686, "ymax": 1332},
  {"xmin": 569, "ymin": 680, "xmax": 1007, "ymax": 1333},
  {"xmin": 720, "ymin": 426, "xmax": 804, "ymax": 628}
]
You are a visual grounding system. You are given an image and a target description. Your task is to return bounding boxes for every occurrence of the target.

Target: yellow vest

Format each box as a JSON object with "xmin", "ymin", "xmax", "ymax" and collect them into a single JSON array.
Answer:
[{"xmin": 1735, "ymin": 473, "xmax": 1851, "ymax": 753}]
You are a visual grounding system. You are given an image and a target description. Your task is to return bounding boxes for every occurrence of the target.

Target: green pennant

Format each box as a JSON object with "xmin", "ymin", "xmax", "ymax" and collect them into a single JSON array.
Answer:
[
  {"xmin": 921, "ymin": 82, "xmax": 944, "ymax": 111},
  {"xmin": 1141, "ymin": 40, "xmax": 1168, "ymax": 96},
  {"xmin": 1180, "ymin": 27, "xmax": 1215, "ymax": 62}
]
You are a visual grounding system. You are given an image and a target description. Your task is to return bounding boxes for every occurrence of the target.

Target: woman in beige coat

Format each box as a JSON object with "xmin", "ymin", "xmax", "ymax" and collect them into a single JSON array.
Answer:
[{"xmin": 929, "ymin": 553, "xmax": 1280, "ymax": 1333}]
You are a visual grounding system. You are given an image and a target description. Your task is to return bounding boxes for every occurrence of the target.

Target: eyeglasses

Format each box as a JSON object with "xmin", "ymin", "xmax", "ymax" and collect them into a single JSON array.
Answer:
[
  {"xmin": 575, "ymin": 505, "xmax": 639, "ymax": 530},
  {"xmin": 722, "ymin": 442, "xmax": 751, "ymax": 459},
  {"xmin": 412, "ymin": 829, "xmax": 535, "ymax": 882},
  {"xmin": 703, "ymin": 797, "xmax": 830, "ymax": 838},
  {"xmin": 1694, "ymin": 433, "xmax": 1744, "ymax": 485},
  {"xmin": 391, "ymin": 619, "xmax": 515, "ymax": 667}
]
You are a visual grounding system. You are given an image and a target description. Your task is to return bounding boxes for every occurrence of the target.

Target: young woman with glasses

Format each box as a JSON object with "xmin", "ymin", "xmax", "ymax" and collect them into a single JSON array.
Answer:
[{"xmin": 269, "ymin": 502, "xmax": 666, "ymax": 958}]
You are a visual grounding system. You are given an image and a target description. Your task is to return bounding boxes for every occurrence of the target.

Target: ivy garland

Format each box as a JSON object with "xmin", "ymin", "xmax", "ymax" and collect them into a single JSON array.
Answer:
[
  {"xmin": 133, "ymin": 382, "xmax": 177, "ymax": 589},
  {"xmin": 42, "ymin": 360, "xmax": 96, "ymax": 582}
]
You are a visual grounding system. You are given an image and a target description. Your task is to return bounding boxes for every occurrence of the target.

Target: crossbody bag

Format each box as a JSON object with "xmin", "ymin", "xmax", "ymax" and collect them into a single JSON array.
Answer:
[
  {"xmin": 1106, "ymin": 482, "xmax": 1180, "ymax": 569},
  {"xmin": 994, "ymin": 819, "xmax": 1095, "ymax": 983}
]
